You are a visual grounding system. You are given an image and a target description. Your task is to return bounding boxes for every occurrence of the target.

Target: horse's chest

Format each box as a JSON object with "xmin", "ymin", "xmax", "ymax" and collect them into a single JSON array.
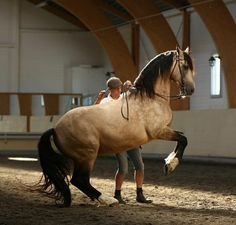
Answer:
[
  {"xmin": 147, "ymin": 106, "xmax": 172, "ymax": 123},
  {"xmin": 144, "ymin": 106, "xmax": 172, "ymax": 137}
]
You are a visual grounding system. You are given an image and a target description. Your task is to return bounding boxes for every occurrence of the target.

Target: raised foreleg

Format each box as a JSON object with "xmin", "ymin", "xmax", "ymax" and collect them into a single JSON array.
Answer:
[{"xmin": 157, "ymin": 127, "xmax": 187, "ymax": 175}]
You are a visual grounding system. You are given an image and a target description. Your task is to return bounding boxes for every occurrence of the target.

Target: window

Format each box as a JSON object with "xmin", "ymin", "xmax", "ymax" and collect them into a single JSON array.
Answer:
[
  {"xmin": 209, "ymin": 54, "xmax": 221, "ymax": 97},
  {"xmin": 83, "ymin": 96, "xmax": 93, "ymax": 106},
  {"xmin": 71, "ymin": 97, "xmax": 79, "ymax": 108},
  {"xmin": 40, "ymin": 95, "xmax": 45, "ymax": 107}
]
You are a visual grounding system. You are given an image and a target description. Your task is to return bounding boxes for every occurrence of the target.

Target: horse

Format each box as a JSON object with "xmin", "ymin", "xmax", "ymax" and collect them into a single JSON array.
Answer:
[{"xmin": 36, "ymin": 47, "xmax": 195, "ymax": 207}]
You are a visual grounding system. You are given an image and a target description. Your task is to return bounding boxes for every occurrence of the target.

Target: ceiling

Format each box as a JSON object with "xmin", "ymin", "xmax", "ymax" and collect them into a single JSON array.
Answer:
[{"xmin": 27, "ymin": 0, "xmax": 191, "ymax": 31}]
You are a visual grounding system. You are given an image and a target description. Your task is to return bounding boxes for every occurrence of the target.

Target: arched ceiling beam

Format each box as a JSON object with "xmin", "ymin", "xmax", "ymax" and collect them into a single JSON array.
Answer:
[
  {"xmin": 118, "ymin": 0, "xmax": 189, "ymax": 110},
  {"xmin": 164, "ymin": 0, "xmax": 185, "ymax": 9},
  {"xmin": 117, "ymin": 0, "xmax": 178, "ymax": 52},
  {"xmin": 94, "ymin": 0, "xmax": 132, "ymax": 21},
  {"xmin": 188, "ymin": 0, "xmax": 236, "ymax": 108},
  {"xmin": 56, "ymin": 0, "xmax": 137, "ymax": 82}
]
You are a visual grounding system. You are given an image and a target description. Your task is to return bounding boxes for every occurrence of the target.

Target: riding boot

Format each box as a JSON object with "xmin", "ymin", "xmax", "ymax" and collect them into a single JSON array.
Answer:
[
  {"xmin": 136, "ymin": 188, "xmax": 152, "ymax": 203},
  {"xmin": 114, "ymin": 190, "xmax": 126, "ymax": 204}
]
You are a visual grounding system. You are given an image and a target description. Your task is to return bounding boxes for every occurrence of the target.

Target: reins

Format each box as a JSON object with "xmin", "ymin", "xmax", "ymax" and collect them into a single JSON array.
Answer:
[{"xmin": 121, "ymin": 91, "xmax": 129, "ymax": 120}]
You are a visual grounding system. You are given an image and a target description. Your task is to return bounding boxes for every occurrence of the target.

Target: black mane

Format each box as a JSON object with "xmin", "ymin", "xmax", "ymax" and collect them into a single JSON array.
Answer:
[{"xmin": 133, "ymin": 51, "xmax": 175, "ymax": 98}]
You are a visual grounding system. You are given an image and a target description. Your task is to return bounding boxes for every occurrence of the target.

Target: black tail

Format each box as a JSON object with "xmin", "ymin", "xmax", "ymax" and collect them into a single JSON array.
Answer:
[{"xmin": 37, "ymin": 128, "xmax": 71, "ymax": 207}]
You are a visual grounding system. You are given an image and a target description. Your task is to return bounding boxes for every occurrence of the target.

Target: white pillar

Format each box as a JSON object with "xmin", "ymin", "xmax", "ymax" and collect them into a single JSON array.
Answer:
[{"xmin": 9, "ymin": 0, "xmax": 20, "ymax": 92}]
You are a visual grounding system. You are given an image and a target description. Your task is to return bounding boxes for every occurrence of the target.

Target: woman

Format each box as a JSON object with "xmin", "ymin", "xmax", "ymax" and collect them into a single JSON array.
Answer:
[{"xmin": 95, "ymin": 77, "xmax": 152, "ymax": 204}]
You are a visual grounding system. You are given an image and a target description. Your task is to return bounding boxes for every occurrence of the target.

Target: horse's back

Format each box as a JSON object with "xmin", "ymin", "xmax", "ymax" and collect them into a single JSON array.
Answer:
[
  {"xmin": 54, "ymin": 103, "xmax": 121, "ymax": 146},
  {"xmin": 54, "ymin": 107, "xmax": 95, "ymax": 154},
  {"xmin": 54, "ymin": 101, "xmax": 146, "ymax": 154}
]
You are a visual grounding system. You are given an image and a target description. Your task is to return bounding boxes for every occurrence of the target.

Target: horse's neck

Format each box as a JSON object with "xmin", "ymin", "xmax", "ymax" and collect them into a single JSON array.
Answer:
[{"xmin": 155, "ymin": 78, "xmax": 171, "ymax": 100}]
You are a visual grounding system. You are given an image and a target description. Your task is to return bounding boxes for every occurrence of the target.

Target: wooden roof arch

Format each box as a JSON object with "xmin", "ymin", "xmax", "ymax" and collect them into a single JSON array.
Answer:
[{"xmin": 27, "ymin": 0, "xmax": 236, "ymax": 109}]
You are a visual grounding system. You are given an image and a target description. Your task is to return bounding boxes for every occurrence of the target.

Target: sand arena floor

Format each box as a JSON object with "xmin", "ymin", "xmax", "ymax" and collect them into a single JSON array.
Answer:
[{"xmin": 0, "ymin": 154, "xmax": 235, "ymax": 225}]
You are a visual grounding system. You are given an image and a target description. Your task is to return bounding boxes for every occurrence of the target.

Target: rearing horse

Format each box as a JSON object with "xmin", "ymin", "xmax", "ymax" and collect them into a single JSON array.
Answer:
[{"xmin": 36, "ymin": 47, "xmax": 195, "ymax": 207}]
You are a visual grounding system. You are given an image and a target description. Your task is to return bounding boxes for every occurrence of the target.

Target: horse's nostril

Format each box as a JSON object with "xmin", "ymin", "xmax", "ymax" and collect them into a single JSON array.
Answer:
[{"xmin": 186, "ymin": 87, "xmax": 194, "ymax": 95}]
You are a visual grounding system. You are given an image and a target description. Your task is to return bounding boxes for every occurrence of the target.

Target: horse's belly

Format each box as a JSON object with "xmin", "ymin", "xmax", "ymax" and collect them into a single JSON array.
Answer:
[
  {"xmin": 98, "ymin": 135, "xmax": 148, "ymax": 155},
  {"xmin": 98, "ymin": 145, "xmax": 129, "ymax": 155}
]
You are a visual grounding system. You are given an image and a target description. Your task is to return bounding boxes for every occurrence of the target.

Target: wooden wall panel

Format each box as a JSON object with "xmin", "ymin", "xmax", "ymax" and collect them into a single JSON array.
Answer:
[
  {"xmin": 182, "ymin": 10, "xmax": 190, "ymax": 50},
  {"xmin": 0, "ymin": 94, "xmax": 10, "ymax": 115},
  {"xmin": 18, "ymin": 94, "xmax": 32, "ymax": 116},
  {"xmin": 118, "ymin": 0, "xmax": 177, "ymax": 52},
  {"xmin": 18, "ymin": 94, "xmax": 32, "ymax": 132},
  {"xmin": 131, "ymin": 23, "xmax": 140, "ymax": 74},
  {"xmin": 171, "ymin": 10, "xmax": 191, "ymax": 110},
  {"xmin": 43, "ymin": 94, "xmax": 59, "ymax": 115}
]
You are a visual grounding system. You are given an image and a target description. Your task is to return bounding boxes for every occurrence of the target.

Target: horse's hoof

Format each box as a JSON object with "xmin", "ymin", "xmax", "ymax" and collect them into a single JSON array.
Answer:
[
  {"xmin": 98, "ymin": 194, "xmax": 119, "ymax": 206},
  {"xmin": 109, "ymin": 201, "xmax": 119, "ymax": 207},
  {"xmin": 163, "ymin": 158, "xmax": 179, "ymax": 175}
]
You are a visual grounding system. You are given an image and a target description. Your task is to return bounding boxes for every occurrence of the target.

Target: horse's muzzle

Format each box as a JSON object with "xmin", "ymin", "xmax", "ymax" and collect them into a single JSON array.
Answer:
[{"xmin": 183, "ymin": 83, "xmax": 195, "ymax": 96}]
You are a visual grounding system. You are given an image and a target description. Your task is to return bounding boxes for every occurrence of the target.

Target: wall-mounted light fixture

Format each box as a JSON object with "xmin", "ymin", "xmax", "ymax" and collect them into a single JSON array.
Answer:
[
  {"xmin": 208, "ymin": 56, "xmax": 216, "ymax": 67},
  {"xmin": 105, "ymin": 71, "xmax": 115, "ymax": 79}
]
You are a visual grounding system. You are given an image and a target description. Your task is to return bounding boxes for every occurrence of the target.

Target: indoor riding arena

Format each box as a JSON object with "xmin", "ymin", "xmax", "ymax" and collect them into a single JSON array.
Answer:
[{"xmin": 0, "ymin": 1, "xmax": 235, "ymax": 225}]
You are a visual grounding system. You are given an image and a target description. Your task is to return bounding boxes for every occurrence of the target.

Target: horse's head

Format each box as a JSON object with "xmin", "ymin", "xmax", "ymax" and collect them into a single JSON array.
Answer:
[
  {"xmin": 133, "ymin": 47, "xmax": 195, "ymax": 99},
  {"xmin": 171, "ymin": 47, "xmax": 195, "ymax": 97}
]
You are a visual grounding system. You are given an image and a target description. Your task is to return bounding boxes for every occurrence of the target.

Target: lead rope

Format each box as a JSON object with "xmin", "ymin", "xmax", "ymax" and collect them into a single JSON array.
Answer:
[{"xmin": 121, "ymin": 90, "xmax": 129, "ymax": 120}]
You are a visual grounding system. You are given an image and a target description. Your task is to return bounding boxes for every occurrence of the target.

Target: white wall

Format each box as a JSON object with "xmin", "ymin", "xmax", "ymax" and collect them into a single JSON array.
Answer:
[
  {"xmin": 139, "ymin": 2, "xmax": 235, "ymax": 110},
  {"xmin": 189, "ymin": 11, "xmax": 228, "ymax": 110},
  {"xmin": 0, "ymin": 0, "xmax": 106, "ymax": 95},
  {"xmin": 0, "ymin": 0, "xmax": 108, "ymax": 114},
  {"xmin": 0, "ymin": 109, "xmax": 235, "ymax": 158},
  {"xmin": 20, "ymin": 1, "xmax": 105, "ymax": 93},
  {"xmin": 0, "ymin": 0, "xmax": 18, "ymax": 91},
  {"xmin": 143, "ymin": 109, "xmax": 236, "ymax": 158},
  {"xmin": 139, "ymin": 27, "xmax": 156, "ymax": 70},
  {"xmin": 71, "ymin": 66, "xmax": 106, "ymax": 95},
  {"xmin": 1, "ymin": 0, "xmax": 235, "ymax": 112}
]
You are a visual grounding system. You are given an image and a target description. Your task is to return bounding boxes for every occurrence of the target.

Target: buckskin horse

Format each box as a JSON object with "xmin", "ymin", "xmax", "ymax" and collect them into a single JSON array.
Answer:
[{"xmin": 36, "ymin": 47, "xmax": 195, "ymax": 207}]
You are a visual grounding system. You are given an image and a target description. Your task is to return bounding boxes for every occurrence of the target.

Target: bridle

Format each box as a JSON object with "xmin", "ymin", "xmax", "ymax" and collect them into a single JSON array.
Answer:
[
  {"xmin": 121, "ymin": 51, "xmax": 190, "ymax": 120},
  {"xmin": 154, "ymin": 51, "xmax": 188, "ymax": 101}
]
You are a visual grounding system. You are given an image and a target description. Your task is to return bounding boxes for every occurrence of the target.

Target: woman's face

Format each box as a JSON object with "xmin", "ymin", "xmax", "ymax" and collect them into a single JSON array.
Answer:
[{"xmin": 110, "ymin": 86, "xmax": 122, "ymax": 99}]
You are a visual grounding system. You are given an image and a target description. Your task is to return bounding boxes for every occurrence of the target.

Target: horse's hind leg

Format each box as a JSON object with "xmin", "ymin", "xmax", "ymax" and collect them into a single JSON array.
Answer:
[
  {"xmin": 71, "ymin": 164, "xmax": 100, "ymax": 200},
  {"xmin": 71, "ymin": 156, "xmax": 118, "ymax": 206}
]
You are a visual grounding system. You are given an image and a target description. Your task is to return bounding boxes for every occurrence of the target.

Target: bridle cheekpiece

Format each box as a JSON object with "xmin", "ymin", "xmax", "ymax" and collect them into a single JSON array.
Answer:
[{"xmin": 154, "ymin": 50, "xmax": 187, "ymax": 101}]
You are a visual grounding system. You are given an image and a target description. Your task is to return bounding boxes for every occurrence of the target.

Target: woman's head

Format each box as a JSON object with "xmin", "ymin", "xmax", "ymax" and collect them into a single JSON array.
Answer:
[
  {"xmin": 106, "ymin": 77, "xmax": 123, "ymax": 99},
  {"xmin": 106, "ymin": 77, "xmax": 122, "ymax": 89}
]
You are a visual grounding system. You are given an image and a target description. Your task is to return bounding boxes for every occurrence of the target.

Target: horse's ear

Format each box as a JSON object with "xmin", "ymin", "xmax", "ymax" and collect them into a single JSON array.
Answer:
[
  {"xmin": 184, "ymin": 47, "xmax": 190, "ymax": 54},
  {"xmin": 176, "ymin": 45, "xmax": 181, "ymax": 56},
  {"xmin": 176, "ymin": 45, "xmax": 184, "ymax": 58}
]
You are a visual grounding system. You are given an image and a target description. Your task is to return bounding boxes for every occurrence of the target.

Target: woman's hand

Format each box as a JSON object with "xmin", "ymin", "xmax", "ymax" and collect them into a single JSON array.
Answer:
[
  {"xmin": 123, "ymin": 80, "xmax": 132, "ymax": 91},
  {"xmin": 94, "ymin": 90, "xmax": 106, "ymax": 104}
]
